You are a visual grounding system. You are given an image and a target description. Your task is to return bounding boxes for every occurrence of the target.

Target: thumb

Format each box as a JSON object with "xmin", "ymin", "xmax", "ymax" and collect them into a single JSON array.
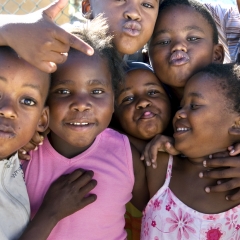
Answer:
[{"xmin": 43, "ymin": 0, "xmax": 68, "ymax": 20}]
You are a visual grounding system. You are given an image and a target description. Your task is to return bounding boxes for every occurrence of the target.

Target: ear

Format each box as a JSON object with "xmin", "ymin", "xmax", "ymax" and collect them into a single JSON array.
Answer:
[
  {"xmin": 229, "ymin": 116, "xmax": 240, "ymax": 136},
  {"xmin": 36, "ymin": 106, "xmax": 49, "ymax": 133},
  {"xmin": 212, "ymin": 44, "xmax": 224, "ymax": 63},
  {"xmin": 82, "ymin": 0, "xmax": 93, "ymax": 19}
]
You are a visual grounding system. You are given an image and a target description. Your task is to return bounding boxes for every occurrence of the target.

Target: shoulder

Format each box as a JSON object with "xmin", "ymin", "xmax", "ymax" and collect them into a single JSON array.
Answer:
[{"xmin": 147, "ymin": 152, "xmax": 170, "ymax": 198}]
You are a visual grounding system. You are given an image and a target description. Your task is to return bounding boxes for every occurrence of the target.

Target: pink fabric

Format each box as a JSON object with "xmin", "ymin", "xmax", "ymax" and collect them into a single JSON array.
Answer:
[
  {"xmin": 141, "ymin": 155, "xmax": 240, "ymax": 240},
  {"xmin": 24, "ymin": 128, "xmax": 134, "ymax": 240}
]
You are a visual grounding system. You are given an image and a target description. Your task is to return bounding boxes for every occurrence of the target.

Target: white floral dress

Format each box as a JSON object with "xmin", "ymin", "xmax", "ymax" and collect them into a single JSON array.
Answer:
[{"xmin": 141, "ymin": 155, "xmax": 240, "ymax": 240}]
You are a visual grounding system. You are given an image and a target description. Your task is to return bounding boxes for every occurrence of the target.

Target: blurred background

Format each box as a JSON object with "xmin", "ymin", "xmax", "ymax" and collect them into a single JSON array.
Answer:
[{"xmin": 0, "ymin": 0, "xmax": 237, "ymax": 26}]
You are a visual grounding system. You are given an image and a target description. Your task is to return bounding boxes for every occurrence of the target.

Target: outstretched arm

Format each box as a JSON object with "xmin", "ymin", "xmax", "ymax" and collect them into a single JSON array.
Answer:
[
  {"xmin": 19, "ymin": 169, "xmax": 97, "ymax": 240},
  {"xmin": 0, "ymin": 0, "xmax": 93, "ymax": 73}
]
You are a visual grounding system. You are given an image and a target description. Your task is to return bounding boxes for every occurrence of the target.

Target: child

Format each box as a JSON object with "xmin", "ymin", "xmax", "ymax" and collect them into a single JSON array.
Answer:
[
  {"xmin": 142, "ymin": 0, "xmax": 240, "ymax": 199},
  {"xmin": 23, "ymin": 16, "xmax": 148, "ymax": 240},
  {"xmin": 141, "ymin": 63, "xmax": 240, "ymax": 239},
  {"xmin": 114, "ymin": 61, "xmax": 172, "ymax": 240},
  {"xmin": 0, "ymin": 46, "xmax": 96, "ymax": 240}
]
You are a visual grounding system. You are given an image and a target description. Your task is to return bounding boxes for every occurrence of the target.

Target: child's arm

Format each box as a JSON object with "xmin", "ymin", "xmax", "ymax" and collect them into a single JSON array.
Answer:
[
  {"xmin": 140, "ymin": 134, "xmax": 180, "ymax": 168},
  {"xmin": 19, "ymin": 169, "xmax": 97, "ymax": 240},
  {"xmin": 0, "ymin": 0, "xmax": 93, "ymax": 73},
  {"xmin": 199, "ymin": 145, "xmax": 240, "ymax": 201},
  {"xmin": 130, "ymin": 144, "xmax": 149, "ymax": 211}
]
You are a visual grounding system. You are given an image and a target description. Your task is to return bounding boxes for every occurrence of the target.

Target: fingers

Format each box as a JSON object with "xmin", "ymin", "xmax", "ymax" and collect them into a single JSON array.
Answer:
[
  {"xmin": 43, "ymin": 0, "xmax": 69, "ymax": 20},
  {"xmin": 54, "ymin": 29, "xmax": 94, "ymax": 56},
  {"xmin": 203, "ymin": 156, "xmax": 240, "ymax": 169},
  {"xmin": 18, "ymin": 149, "xmax": 31, "ymax": 160},
  {"xmin": 229, "ymin": 143, "xmax": 240, "ymax": 156},
  {"xmin": 164, "ymin": 142, "xmax": 180, "ymax": 155}
]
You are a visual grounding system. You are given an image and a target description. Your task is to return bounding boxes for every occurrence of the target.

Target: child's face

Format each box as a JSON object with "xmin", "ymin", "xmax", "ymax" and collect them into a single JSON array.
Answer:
[
  {"xmin": 115, "ymin": 69, "xmax": 171, "ymax": 140},
  {"xmin": 86, "ymin": 0, "xmax": 159, "ymax": 56},
  {"xmin": 0, "ymin": 50, "xmax": 49, "ymax": 160},
  {"xmin": 173, "ymin": 73, "xmax": 238, "ymax": 159},
  {"xmin": 149, "ymin": 5, "xmax": 221, "ymax": 91},
  {"xmin": 49, "ymin": 51, "xmax": 114, "ymax": 155}
]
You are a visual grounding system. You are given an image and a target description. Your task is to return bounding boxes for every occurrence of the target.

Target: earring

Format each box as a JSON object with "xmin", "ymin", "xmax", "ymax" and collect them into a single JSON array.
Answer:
[{"xmin": 82, "ymin": 10, "xmax": 93, "ymax": 19}]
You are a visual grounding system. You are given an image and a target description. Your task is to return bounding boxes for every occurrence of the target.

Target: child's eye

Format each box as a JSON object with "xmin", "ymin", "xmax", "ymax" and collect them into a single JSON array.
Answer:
[
  {"xmin": 142, "ymin": 2, "xmax": 153, "ymax": 8},
  {"xmin": 148, "ymin": 90, "xmax": 159, "ymax": 96},
  {"xmin": 122, "ymin": 96, "xmax": 134, "ymax": 103},
  {"xmin": 20, "ymin": 98, "xmax": 36, "ymax": 106},
  {"xmin": 190, "ymin": 103, "xmax": 199, "ymax": 110},
  {"xmin": 158, "ymin": 40, "xmax": 170, "ymax": 45},
  {"xmin": 187, "ymin": 37, "xmax": 199, "ymax": 42},
  {"xmin": 57, "ymin": 89, "xmax": 70, "ymax": 94},
  {"xmin": 92, "ymin": 90, "xmax": 104, "ymax": 94}
]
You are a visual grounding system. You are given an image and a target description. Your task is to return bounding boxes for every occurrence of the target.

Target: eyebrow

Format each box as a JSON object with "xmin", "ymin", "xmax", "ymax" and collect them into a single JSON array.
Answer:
[
  {"xmin": 118, "ymin": 82, "xmax": 162, "ymax": 96},
  {"xmin": 87, "ymin": 79, "xmax": 107, "ymax": 87},
  {"xmin": 153, "ymin": 25, "xmax": 204, "ymax": 37},
  {"xmin": 187, "ymin": 92, "xmax": 205, "ymax": 99},
  {"xmin": 0, "ymin": 76, "xmax": 41, "ymax": 92}
]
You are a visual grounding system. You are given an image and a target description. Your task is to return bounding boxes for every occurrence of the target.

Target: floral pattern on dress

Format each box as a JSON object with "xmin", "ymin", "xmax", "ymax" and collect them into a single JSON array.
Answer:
[{"xmin": 141, "ymin": 155, "xmax": 240, "ymax": 240}]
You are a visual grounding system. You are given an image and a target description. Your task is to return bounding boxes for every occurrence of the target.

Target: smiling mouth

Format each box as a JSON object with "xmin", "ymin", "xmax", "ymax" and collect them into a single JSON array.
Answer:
[
  {"xmin": 176, "ymin": 127, "xmax": 190, "ymax": 132},
  {"xmin": 169, "ymin": 50, "xmax": 190, "ymax": 66},
  {"xmin": 69, "ymin": 122, "xmax": 89, "ymax": 126}
]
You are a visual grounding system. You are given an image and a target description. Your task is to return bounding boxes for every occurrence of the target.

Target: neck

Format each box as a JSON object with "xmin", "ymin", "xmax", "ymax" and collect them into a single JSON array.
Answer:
[
  {"xmin": 48, "ymin": 132, "xmax": 94, "ymax": 158},
  {"xmin": 127, "ymin": 134, "xmax": 149, "ymax": 153}
]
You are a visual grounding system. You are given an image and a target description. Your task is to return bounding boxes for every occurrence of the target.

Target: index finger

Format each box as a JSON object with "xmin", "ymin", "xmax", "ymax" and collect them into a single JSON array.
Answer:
[
  {"xmin": 204, "ymin": 157, "xmax": 240, "ymax": 168},
  {"xmin": 55, "ymin": 29, "xmax": 94, "ymax": 56}
]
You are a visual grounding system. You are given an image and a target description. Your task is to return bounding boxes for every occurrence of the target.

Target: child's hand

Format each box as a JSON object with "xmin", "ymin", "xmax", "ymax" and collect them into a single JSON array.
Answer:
[
  {"xmin": 18, "ymin": 129, "xmax": 50, "ymax": 160},
  {"xmin": 19, "ymin": 169, "xmax": 97, "ymax": 239},
  {"xmin": 140, "ymin": 134, "xmax": 180, "ymax": 168},
  {"xmin": 0, "ymin": 0, "xmax": 94, "ymax": 73},
  {"xmin": 40, "ymin": 169, "xmax": 97, "ymax": 220},
  {"xmin": 199, "ymin": 146, "xmax": 240, "ymax": 201}
]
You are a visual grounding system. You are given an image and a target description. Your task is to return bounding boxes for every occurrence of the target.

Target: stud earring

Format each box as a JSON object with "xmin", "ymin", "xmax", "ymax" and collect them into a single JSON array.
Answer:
[{"xmin": 82, "ymin": 10, "xmax": 93, "ymax": 19}]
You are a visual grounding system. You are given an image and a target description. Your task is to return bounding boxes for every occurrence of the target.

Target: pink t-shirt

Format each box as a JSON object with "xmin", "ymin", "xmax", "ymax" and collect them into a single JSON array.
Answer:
[
  {"xmin": 24, "ymin": 128, "xmax": 134, "ymax": 240},
  {"xmin": 141, "ymin": 155, "xmax": 240, "ymax": 240}
]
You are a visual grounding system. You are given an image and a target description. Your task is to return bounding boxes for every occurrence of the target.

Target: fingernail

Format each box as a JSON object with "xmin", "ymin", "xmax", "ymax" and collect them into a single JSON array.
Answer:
[
  {"xmin": 39, "ymin": 142, "xmax": 43, "ymax": 146},
  {"xmin": 34, "ymin": 146, "xmax": 38, "ymax": 151},
  {"xmin": 226, "ymin": 196, "xmax": 229, "ymax": 201},
  {"xmin": 146, "ymin": 162, "xmax": 151, "ymax": 166},
  {"xmin": 22, "ymin": 150, "xmax": 26, "ymax": 155},
  {"xmin": 199, "ymin": 172, "xmax": 203, "ymax": 178},
  {"xmin": 205, "ymin": 187, "xmax": 210, "ymax": 193},
  {"xmin": 203, "ymin": 161, "xmax": 207, "ymax": 167},
  {"xmin": 209, "ymin": 154, "xmax": 212, "ymax": 159},
  {"xmin": 217, "ymin": 180, "xmax": 221, "ymax": 185},
  {"xmin": 230, "ymin": 149, "xmax": 235, "ymax": 154},
  {"xmin": 153, "ymin": 164, "xmax": 156, "ymax": 169}
]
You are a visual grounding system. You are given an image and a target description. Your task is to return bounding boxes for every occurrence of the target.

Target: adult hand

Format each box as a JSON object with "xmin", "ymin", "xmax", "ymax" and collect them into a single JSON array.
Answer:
[{"xmin": 0, "ymin": 0, "xmax": 94, "ymax": 73}]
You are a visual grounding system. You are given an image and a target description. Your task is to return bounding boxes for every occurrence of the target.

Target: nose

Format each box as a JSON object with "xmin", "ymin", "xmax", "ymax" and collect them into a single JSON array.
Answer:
[
  {"xmin": 123, "ymin": 3, "xmax": 141, "ymax": 21},
  {"xmin": 70, "ymin": 94, "xmax": 92, "ymax": 112},
  {"xmin": 136, "ymin": 98, "xmax": 151, "ymax": 109},
  {"xmin": 175, "ymin": 107, "xmax": 187, "ymax": 119},
  {"xmin": 0, "ymin": 98, "xmax": 17, "ymax": 119},
  {"xmin": 171, "ymin": 40, "xmax": 187, "ymax": 53}
]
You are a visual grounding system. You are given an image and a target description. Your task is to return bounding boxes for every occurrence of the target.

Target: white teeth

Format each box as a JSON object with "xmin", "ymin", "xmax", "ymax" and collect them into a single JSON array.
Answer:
[
  {"xmin": 176, "ymin": 127, "xmax": 189, "ymax": 132},
  {"xmin": 69, "ymin": 122, "xmax": 89, "ymax": 126}
]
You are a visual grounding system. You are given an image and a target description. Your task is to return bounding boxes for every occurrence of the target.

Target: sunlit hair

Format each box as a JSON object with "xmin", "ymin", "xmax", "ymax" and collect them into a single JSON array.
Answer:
[
  {"xmin": 198, "ymin": 63, "xmax": 240, "ymax": 113},
  {"xmin": 64, "ymin": 15, "xmax": 124, "ymax": 93}
]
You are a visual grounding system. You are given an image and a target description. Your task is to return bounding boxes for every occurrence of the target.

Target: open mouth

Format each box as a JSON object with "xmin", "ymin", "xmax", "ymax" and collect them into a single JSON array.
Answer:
[
  {"xmin": 140, "ymin": 111, "xmax": 156, "ymax": 119},
  {"xmin": 176, "ymin": 127, "xmax": 190, "ymax": 132}
]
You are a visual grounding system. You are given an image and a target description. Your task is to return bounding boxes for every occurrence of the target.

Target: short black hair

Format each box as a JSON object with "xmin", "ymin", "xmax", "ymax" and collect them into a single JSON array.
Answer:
[
  {"xmin": 198, "ymin": 63, "xmax": 240, "ymax": 113},
  {"xmin": 66, "ymin": 15, "xmax": 124, "ymax": 93},
  {"xmin": 159, "ymin": 0, "xmax": 218, "ymax": 44}
]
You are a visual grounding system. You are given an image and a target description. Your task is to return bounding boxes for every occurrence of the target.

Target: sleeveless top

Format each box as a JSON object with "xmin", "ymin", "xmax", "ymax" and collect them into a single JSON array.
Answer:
[
  {"xmin": 141, "ymin": 155, "xmax": 240, "ymax": 240},
  {"xmin": 24, "ymin": 128, "xmax": 134, "ymax": 240}
]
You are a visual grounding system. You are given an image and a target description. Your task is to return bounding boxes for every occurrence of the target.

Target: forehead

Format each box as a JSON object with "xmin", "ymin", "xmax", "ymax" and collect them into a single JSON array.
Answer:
[
  {"xmin": 155, "ymin": 5, "xmax": 212, "ymax": 35},
  {"xmin": 0, "ymin": 50, "xmax": 49, "ymax": 88},
  {"xmin": 53, "ymin": 51, "xmax": 112, "ymax": 85},
  {"xmin": 185, "ymin": 73, "xmax": 222, "ymax": 99}
]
